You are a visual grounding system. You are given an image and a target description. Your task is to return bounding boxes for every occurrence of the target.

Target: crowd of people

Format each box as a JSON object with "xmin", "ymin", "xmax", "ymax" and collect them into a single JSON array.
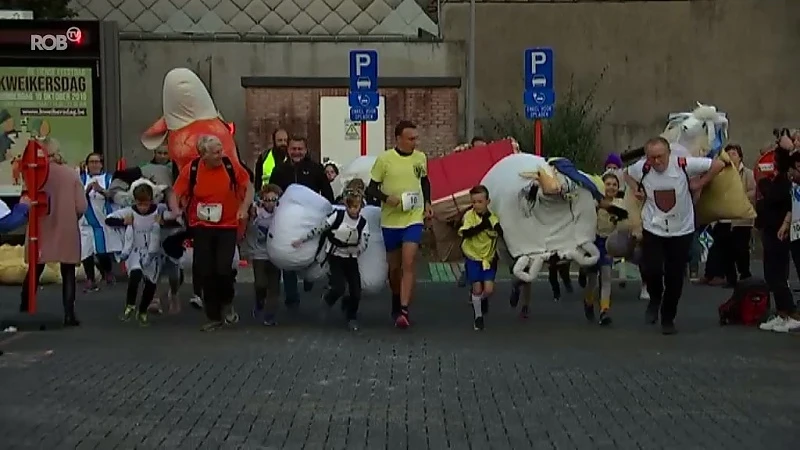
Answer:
[{"xmin": 12, "ymin": 122, "xmax": 800, "ymax": 336}]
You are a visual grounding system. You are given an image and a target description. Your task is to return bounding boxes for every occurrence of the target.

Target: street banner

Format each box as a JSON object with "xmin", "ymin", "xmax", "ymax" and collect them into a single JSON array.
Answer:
[{"xmin": 0, "ymin": 66, "xmax": 94, "ymax": 195}]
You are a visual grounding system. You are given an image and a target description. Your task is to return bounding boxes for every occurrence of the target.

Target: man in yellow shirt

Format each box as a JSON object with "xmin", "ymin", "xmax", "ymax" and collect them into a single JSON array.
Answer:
[{"xmin": 367, "ymin": 121, "xmax": 433, "ymax": 329}]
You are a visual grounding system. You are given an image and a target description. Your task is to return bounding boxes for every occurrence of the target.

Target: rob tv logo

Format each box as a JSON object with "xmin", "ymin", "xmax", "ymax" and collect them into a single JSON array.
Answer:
[{"xmin": 30, "ymin": 27, "xmax": 82, "ymax": 51}]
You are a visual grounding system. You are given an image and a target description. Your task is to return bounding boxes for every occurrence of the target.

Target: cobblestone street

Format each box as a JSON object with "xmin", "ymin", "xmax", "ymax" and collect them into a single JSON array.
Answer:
[{"xmin": 0, "ymin": 281, "xmax": 797, "ymax": 449}]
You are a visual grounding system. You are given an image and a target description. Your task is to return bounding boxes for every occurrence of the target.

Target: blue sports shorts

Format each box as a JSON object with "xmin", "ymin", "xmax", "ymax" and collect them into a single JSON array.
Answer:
[{"xmin": 381, "ymin": 224, "xmax": 424, "ymax": 252}]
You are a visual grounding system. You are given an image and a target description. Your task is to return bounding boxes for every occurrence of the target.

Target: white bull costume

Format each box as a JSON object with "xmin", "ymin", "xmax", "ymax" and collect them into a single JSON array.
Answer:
[{"xmin": 481, "ymin": 154, "xmax": 603, "ymax": 283}]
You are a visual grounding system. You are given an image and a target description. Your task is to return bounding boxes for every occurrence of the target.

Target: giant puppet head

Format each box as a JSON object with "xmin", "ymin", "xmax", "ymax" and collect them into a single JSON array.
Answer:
[
  {"xmin": 141, "ymin": 68, "xmax": 240, "ymax": 170},
  {"xmin": 481, "ymin": 153, "xmax": 603, "ymax": 283},
  {"xmin": 661, "ymin": 102, "xmax": 728, "ymax": 158}
]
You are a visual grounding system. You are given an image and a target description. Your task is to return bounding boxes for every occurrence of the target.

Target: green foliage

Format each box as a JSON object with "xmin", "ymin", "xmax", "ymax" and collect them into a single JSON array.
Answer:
[
  {"xmin": 5, "ymin": 0, "xmax": 77, "ymax": 19},
  {"xmin": 477, "ymin": 67, "xmax": 612, "ymax": 172}
]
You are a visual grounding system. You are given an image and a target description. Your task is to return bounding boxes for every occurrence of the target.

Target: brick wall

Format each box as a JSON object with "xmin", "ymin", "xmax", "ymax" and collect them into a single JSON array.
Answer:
[{"xmin": 243, "ymin": 86, "xmax": 459, "ymax": 167}]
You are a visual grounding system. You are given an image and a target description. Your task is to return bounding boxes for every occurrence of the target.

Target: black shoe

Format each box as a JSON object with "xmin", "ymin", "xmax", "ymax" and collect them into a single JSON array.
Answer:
[
  {"xmin": 509, "ymin": 284, "xmax": 521, "ymax": 308},
  {"xmin": 473, "ymin": 316, "xmax": 485, "ymax": 331},
  {"xmin": 661, "ymin": 322, "xmax": 677, "ymax": 335},
  {"xmin": 64, "ymin": 315, "xmax": 81, "ymax": 327},
  {"xmin": 584, "ymin": 303, "xmax": 595, "ymax": 321},
  {"xmin": 303, "ymin": 280, "xmax": 314, "ymax": 292},
  {"xmin": 645, "ymin": 302, "xmax": 659, "ymax": 325},
  {"xmin": 598, "ymin": 310, "xmax": 612, "ymax": 326},
  {"xmin": 480, "ymin": 298, "xmax": 489, "ymax": 315}
]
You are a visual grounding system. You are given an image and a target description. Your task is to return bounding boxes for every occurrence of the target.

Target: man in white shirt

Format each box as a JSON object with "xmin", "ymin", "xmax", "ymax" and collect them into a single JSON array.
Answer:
[{"xmin": 625, "ymin": 136, "xmax": 725, "ymax": 335}]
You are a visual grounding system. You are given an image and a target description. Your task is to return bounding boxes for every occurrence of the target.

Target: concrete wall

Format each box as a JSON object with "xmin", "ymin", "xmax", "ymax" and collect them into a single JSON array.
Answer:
[
  {"xmin": 442, "ymin": 0, "xmax": 800, "ymax": 160},
  {"xmin": 119, "ymin": 39, "xmax": 464, "ymax": 164}
]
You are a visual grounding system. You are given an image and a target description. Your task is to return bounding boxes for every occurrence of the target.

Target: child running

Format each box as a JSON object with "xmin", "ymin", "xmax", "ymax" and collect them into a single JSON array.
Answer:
[
  {"xmin": 105, "ymin": 181, "xmax": 180, "ymax": 326},
  {"xmin": 293, "ymin": 187, "xmax": 370, "ymax": 331},
  {"xmin": 245, "ymin": 184, "xmax": 283, "ymax": 326},
  {"xmin": 583, "ymin": 173, "xmax": 627, "ymax": 326},
  {"xmin": 458, "ymin": 185, "xmax": 503, "ymax": 331}
]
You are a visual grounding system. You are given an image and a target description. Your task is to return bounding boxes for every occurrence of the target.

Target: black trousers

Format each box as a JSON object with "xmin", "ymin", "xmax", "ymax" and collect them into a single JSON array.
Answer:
[
  {"xmin": 82, "ymin": 253, "xmax": 113, "ymax": 283},
  {"xmin": 192, "ymin": 227, "xmax": 238, "ymax": 321},
  {"xmin": 730, "ymin": 226, "xmax": 752, "ymax": 280},
  {"xmin": 791, "ymin": 239, "xmax": 800, "ymax": 282},
  {"xmin": 548, "ymin": 263, "xmax": 571, "ymax": 298},
  {"xmin": 705, "ymin": 224, "xmax": 752, "ymax": 282},
  {"xmin": 324, "ymin": 255, "xmax": 362, "ymax": 320},
  {"xmin": 762, "ymin": 230, "xmax": 795, "ymax": 314},
  {"xmin": 641, "ymin": 230, "xmax": 694, "ymax": 325},
  {"xmin": 126, "ymin": 269, "xmax": 157, "ymax": 314},
  {"xmin": 20, "ymin": 263, "xmax": 77, "ymax": 317}
]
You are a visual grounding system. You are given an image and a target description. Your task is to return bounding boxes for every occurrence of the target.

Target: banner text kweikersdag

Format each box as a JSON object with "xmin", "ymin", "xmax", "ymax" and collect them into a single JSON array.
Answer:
[{"xmin": 0, "ymin": 75, "xmax": 87, "ymax": 93}]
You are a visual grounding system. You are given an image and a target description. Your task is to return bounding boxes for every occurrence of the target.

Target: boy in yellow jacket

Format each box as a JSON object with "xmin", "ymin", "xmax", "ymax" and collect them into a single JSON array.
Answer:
[{"xmin": 459, "ymin": 185, "xmax": 503, "ymax": 331}]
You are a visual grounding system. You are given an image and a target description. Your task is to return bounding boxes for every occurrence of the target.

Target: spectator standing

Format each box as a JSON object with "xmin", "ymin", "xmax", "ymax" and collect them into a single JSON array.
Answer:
[{"xmin": 255, "ymin": 128, "xmax": 288, "ymax": 191}]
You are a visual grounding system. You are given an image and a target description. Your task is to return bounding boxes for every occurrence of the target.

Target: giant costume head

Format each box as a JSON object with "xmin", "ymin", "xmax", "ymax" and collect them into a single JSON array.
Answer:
[
  {"xmin": 481, "ymin": 154, "xmax": 602, "ymax": 282},
  {"xmin": 621, "ymin": 102, "xmax": 728, "ymax": 164},
  {"xmin": 141, "ymin": 68, "xmax": 240, "ymax": 170},
  {"xmin": 661, "ymin": 102, "xmax": 728, "ymax": 158}
]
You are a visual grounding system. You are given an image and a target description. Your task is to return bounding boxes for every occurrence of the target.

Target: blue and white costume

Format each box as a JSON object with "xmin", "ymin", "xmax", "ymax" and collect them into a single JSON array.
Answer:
[{"xmin": 80, "ymin": 171, "xmax": 123, "ymax": 260}]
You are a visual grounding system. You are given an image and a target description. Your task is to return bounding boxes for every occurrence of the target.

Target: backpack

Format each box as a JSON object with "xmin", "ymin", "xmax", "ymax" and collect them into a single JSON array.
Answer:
[
  {"xmin": 326, "ymin": 209, "xmax": 367, "ymax": 248},
  {"xmin": 718, "ymin": 278, "xmax": 770, "ymax": 326},
  {"xmin": 188, "ymin": 156, "xmax": 237, "ymax": 196}
]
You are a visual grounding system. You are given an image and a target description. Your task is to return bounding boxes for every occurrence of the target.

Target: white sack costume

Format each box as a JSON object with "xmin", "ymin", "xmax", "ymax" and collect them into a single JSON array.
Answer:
[
  {"xmin": 267, "ymin": 184, "xmax": 333, "ymax": 270},
  {"xmin": 481, "ymin": 153, "xmax": 600, "ymax": 282},
  {"xmin": 358, "ymin": 205, "xmax": 387, "ymax": 293},
  {"xmin": 304, "ymin": 205, "xmax": 387, "ymax": 293},
  {"xmin": 339, "ymin": 156, "xmax": 377, "ymax": 185}
]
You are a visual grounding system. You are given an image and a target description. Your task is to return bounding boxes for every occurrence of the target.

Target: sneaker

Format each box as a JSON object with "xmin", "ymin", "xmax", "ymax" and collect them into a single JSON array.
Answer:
[
  {"xmin": 189, "ymin": 295, "xmax": 203, "ymax": 310},
  {"xmin": 200, "ymin": 320, "xmax": 224, "ymax": 332},
  {"xmin": 480, "ymin": 298, "xmax": 489, "ymax": 315},
  {"xmin": 224, "ymin": 306, "xmax": 239, "ymax": 325},
  {"xmin": 509, "ymin": 284, "xmax": 521, "ymax": 308},
  {"xmin": 639, "ymin": 286, "xmax": 650, "ymax": 301},
  {"xmin": 688, "ymin": 270, "xmax": 700, "ymax": 282},
  {"xmin": 84, "ymin": 281, "xmax": 99, "ymax": 293},
  {"xmin": 584, "ymin": 303, "xmax": 595, "ymax": 321},
  {"xmin": 263, "ymin": 314, "xmax": 278, "ymax": 327},
  {"xmin": 473, "ymin": 316, "xmax": 485, "ymax": 331},
  {"xmin": 395, "ymin": 310, "xmax": 410, "ymax": 329},
  {"xmin": 772, "ymin": 317, "xmax": 800, "ymax": 333},
  {"xmin": 119, "ymin": 305, "xmax": 135, "ymax": 322},
  {"xmin": 661, "ymin": 322, "xmax": 677, "ymax": 335},
  {"xmin": 553, "ymin": 296, "xmax": 561, "ymax": 303},
  {"xmin": 598, "ymin": 310, "xmax": 612, "ymax": 326},
  {"xmin": 645, "ymin": 302, "xmax": 659, "ymax": 325},
  {"xmin": 519, "ymin": 305, "xmax": 529, "ymax": 319},
  {"xmin": 347, "ymin": 319, "xmax": 360, "ymax": 332},
  {"xmin": 759, "ymin": 316, "xmax": 786, "ymax": 331},
  {"xmin": 137, "ymin": 313, "xmax": 149, "ymax": 327},
  {"xmin": 147, "ymin": 298, "xmax": 163, "ymax": 315},
  {"xmin": 252, "ymin": 304, "xmax": 264, "ymax": 320}
]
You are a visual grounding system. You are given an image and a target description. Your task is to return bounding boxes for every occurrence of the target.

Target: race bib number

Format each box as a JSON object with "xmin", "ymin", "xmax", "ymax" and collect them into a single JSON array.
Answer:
[
  {"xmin": 196, "ymin": 203, "xmax": 222, "ymax": 223},
  {"xmin": 401, "ymin": 192, "xmax": 421, "ymax": 212},
  {"xmin": 791, "ymin": 221, "xmax": 800, "ymax": 242}
]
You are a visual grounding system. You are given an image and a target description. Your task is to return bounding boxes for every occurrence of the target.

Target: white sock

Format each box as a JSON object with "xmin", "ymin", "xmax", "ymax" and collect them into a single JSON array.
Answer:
[{"xmin": 471, "ymin": 294, "xmax": 483, "ymax": 318}]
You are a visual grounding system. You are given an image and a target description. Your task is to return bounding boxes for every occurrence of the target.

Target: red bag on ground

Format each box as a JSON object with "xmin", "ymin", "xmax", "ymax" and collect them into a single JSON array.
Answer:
[{"xmin": 718, "ymin": 278, "xmax": 770, "ymax": 326}]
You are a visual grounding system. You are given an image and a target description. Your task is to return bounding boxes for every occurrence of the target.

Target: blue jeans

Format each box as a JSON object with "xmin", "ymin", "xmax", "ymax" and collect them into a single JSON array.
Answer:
[{"xmin": 283, "ymin": 270, "xmax": 299, "ymax": 305}]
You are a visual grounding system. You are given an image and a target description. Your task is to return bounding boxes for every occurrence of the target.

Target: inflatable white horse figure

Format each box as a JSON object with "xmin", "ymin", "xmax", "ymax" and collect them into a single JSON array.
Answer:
[
  {"xmin": 481, "ymin": 153, "xmax": 601, "ymax": 283},
  {"xmin": 661, "ymin": 102, "xmax": 728, "ymax": 158}
]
